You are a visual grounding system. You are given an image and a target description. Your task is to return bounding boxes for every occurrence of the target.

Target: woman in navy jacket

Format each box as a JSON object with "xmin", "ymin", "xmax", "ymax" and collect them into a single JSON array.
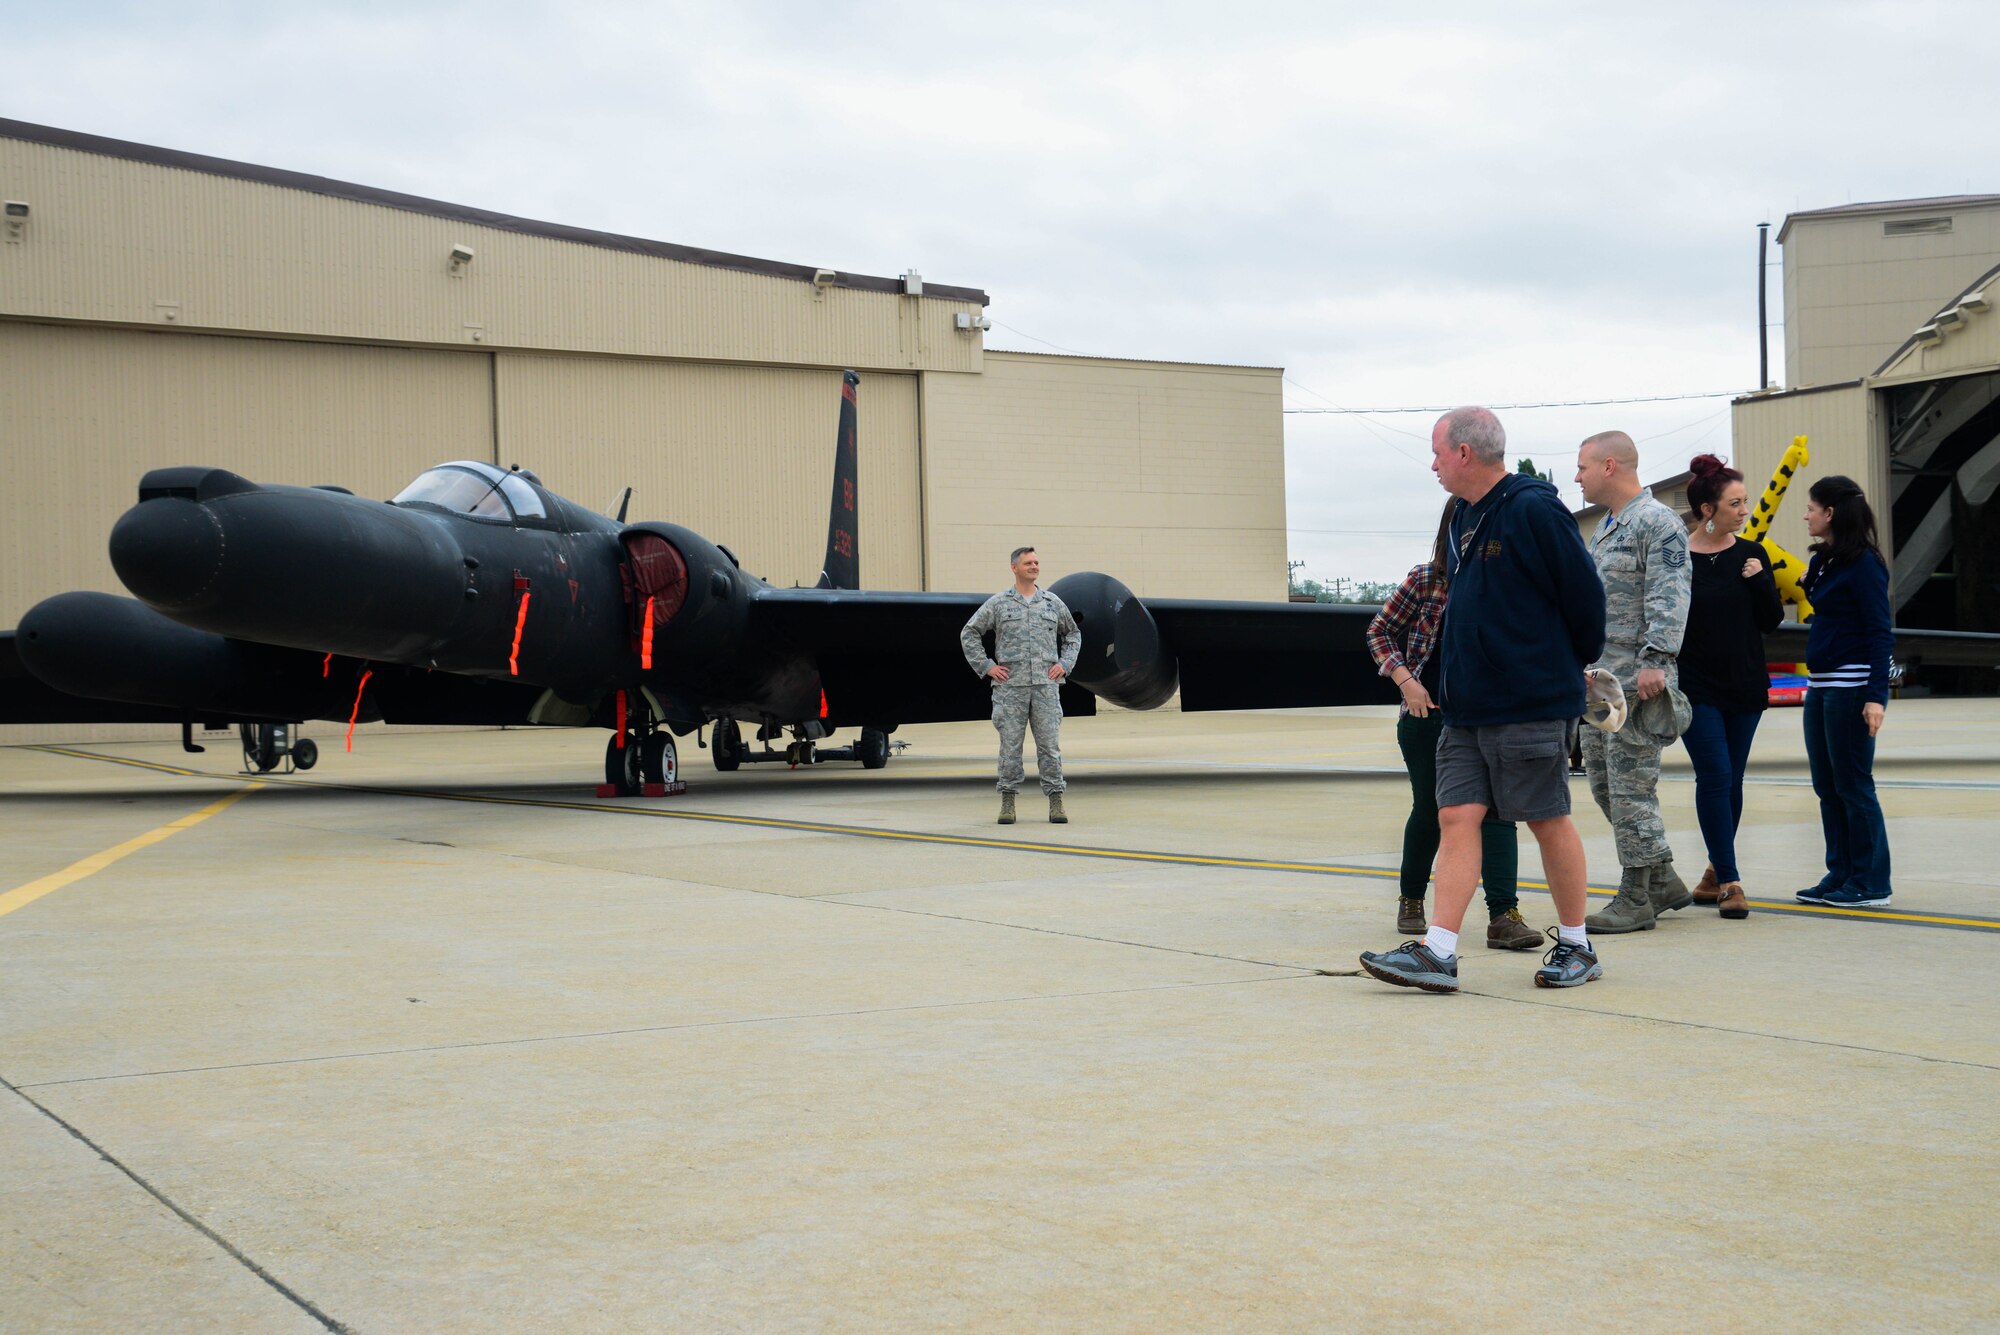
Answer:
[{"xmin": 1795, "ymin": 475, "xmax": 1895, "ymax": 908}]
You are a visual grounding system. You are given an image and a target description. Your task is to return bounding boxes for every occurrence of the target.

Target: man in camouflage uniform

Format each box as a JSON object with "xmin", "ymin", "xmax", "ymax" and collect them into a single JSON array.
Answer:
[
  {"xmin": 960, "ymin": 546, "xmax": 1082, "ymax": 825},
  {"xmin": 1574, "ymin": 430, "xmax": 1694, "ymax": 932}
]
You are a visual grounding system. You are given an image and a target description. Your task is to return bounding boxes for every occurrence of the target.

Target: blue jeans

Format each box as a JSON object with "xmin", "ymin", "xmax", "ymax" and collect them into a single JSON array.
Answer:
[
  {"xmin": 1678, "ymin": 704, "xmax": 1762, "ymax": 883},
  {"xmin": 1802, "ymin": 687, "xmax": 1892, "ymax": 897}
]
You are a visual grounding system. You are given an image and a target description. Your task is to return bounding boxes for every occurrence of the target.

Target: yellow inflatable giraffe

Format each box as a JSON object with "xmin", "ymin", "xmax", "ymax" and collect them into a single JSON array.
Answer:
[{"xmin": 1742, "ymin": 434, "xmax": 1813, "ymax": 621}]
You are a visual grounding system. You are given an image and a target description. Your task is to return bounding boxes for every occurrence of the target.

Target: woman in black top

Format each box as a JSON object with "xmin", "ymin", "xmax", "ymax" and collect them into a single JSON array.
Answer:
[{"xmin": 1678, "ymin": 454, "xmax": 1784, "ymax": 917}]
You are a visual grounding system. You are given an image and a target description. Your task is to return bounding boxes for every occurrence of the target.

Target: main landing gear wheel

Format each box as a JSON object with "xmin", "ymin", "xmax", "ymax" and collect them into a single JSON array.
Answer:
[
  {"xmin": 712, "ymin": 718, "xmax": 743, "ymax": 772},
  {"xmin": 858, "ymin": 727, "xmax": 890, "ymax": 769},
  {"xmin": 641, "ymin": 732, "xmax": 678, "ymax": 786},
  {"xmin": 604, "ymin": 733, "xmax": 644, "ymax": 796}
]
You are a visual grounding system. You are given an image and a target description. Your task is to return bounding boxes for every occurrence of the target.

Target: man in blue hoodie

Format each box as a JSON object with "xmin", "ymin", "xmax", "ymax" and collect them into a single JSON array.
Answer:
[{"xmin": 1360, "ymin": 407, "xmax": 1608, "ymax": 993}]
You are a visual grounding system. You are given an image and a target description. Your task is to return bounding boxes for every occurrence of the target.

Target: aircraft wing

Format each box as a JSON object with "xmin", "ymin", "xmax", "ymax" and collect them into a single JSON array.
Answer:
[
  {"xmin": 0, "ymin": 629, "xmax": 190, "ymax": 725},
  {"xmin": 1764, "ymin": 624, "xmax": 2000, "ymax": 669},
  {"xmin": 1143, "ymin": 598, "xmax": 1393, "ymax": 711},
  {"xmin": 0, "ymin": 610, "xmax": 551, "ymax": 731},
  {"xmin": 748, "ymin": 586, "xmax": 1396, "ymax": 724}
]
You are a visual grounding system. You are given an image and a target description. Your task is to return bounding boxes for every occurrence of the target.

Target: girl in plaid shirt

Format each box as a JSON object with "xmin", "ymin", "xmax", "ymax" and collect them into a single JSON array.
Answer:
[{"xmin": 1365, "ymin": 503, "xmax": 1537, "ymax": 949}]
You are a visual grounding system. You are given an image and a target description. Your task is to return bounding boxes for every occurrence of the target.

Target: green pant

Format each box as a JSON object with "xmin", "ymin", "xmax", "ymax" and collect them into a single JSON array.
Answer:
[{"xmin": 1395, "ymin": 711, "xmax": 1519, "ymax": 917}]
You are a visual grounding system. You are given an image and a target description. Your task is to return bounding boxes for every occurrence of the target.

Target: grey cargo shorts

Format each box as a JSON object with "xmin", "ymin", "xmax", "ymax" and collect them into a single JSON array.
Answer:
[{"xmin": 1434, "ymin": 719, "xmax": 1573, "ymax": 822}]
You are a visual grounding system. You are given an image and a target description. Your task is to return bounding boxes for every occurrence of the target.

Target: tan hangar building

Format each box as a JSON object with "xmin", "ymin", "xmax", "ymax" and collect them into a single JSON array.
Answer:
[
  {"xmin": 0, "ymin": 119, "xmax": 1286, "ymax": 742},
  {"xmin": 1731, "ymin": 195, "xmax": 2000, "ymax": 646}
]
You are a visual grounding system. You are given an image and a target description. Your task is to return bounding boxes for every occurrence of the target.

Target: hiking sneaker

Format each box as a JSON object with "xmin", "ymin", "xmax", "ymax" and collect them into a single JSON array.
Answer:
[
  {"xmin": 1693, "ymin": 865, "xmax": 1721, "ymax": 906},
  {"xmin": 1396, "ymin": 897, "xmax": 1427, "ymax": 935},
  {"xmin": 1358, "ymin": 941, "xmax": 1459, "ymax": 994},
  {"xmin": 1534, "ymin": 929, "xmax": 1603, "ymax": 989},
  {"xmin": 1586, "ymin": 867, "xmax": 1657, "ymax": 933},
  {"xmin": 1486, "ymin": 908, "xmax": 1540, "ymax": 951},
  {"xmin": 1649, "ymin": 861, "xmax": 1694, "ymax": 913},
  {"xmin": 997, "ymin": 793, "xmax": 1016, "ymax": 825},
  {"xmin": 1048, "ymin": 792, "xmax": 1068, "ymax": 824},
  {"xmin": 1807, "ymin": 885, "xmax": 1892, "ymax": 909}
]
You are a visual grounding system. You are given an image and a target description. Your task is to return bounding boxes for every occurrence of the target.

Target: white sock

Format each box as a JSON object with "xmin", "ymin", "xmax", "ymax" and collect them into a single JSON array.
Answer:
[
  {"xmin": 1558, "ymin": 923, "xmax": 1589, "ymax": 949},
  {"xmin": 1422, "ymin": 925, "xmax": 1458, "ymax": 960}
]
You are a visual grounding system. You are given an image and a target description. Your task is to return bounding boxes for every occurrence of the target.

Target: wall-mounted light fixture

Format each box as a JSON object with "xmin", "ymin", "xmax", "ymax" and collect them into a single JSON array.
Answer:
[
  {"xmin": 810, "ymin": 268, "xmax": 838, "ymax": 300},
  {"xmin": 1933, "ymin": 306, "xmax": 1966, "ymax": 330},
  {"xmin": 953, "ymin": 312, "xmax": 993, "ymax": 332},
  {"xmin": 1958, "ymin": 289, "xmax": 1989, "ymax": 312},
  {"xmin": 1912, "ymin": 323, "xmax": 1945, "ymax": 346},
  {"xmin": 448, "ymin": 243, "xmax": 475, "ymax": 276},
  {"xmin": 3, "ymin": 200, "xmax": 27, "ymax": 244}
]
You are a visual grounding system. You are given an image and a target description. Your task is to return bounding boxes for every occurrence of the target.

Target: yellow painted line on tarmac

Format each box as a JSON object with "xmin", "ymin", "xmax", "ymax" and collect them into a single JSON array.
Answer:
[
  {"xmin": 0, "ymin": 784, "xmax": 262, "ymax": 921},
  {"xmin": 26, "ymin": 746, "xmax": 2000, "ymax": 934}
]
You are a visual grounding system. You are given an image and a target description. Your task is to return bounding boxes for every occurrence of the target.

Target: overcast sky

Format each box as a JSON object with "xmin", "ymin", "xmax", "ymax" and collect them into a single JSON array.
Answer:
[{"xmin": 7, "ymin": 1, "xmax": 1997, "ymax": 584}]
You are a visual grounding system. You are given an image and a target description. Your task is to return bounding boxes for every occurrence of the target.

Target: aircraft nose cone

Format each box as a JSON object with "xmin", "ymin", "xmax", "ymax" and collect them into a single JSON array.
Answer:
[{"xmin": 109, "ymin": 497, "xmax": 226, "ymax": 611}]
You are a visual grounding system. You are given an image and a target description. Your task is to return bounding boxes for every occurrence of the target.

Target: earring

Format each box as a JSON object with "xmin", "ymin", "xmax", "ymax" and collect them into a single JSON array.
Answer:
[{"xmin": 1704, "ymin": 519, "xmax": 1715, "ymax": 534}]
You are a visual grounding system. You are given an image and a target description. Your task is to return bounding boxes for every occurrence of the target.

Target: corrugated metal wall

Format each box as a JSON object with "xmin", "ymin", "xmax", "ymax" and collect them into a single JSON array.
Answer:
[
  {"xmin": 0, "ymin": 321, "xmax": 494, "ymax": 742},
  {"xmin": 922, "ymin": 352, "xmax": 1287, "ymax": 599},
  {"xmin": 1731, "ymin": 383, "xmax": 1882, "ymax": 570},
  {"xmin": 1783, "ymin": 207, "xmax": 2000, "ymax": 388},
  {"xmin": 0, "ymin": 129, "xmax": 1291, "ymax": 746},
  {"xmin": 496, "ymin": 357, "xmax": 923, "ymax": 589},
  {"xmin": 1, "ymin": 135, "xmax": 982, "ymax": 373}
]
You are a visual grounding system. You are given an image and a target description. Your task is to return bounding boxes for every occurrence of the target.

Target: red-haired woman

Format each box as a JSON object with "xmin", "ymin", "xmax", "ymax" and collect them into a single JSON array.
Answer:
[
  {"xmin": 1365, "ymin": 502, "xmax": 1538, "ymax": 950},
  {"xmin": 1679, "ymin": 454, "xmax": 1783, "ymax": 917}
]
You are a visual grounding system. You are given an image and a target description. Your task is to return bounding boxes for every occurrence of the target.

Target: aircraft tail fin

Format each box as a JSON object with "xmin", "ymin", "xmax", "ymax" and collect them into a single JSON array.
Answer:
[{"xmin": 816, "ymin": 370, "xmax": 861, "ymax": 590}]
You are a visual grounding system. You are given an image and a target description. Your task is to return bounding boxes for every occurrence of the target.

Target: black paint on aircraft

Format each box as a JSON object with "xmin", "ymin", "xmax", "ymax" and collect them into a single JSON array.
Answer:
[{"xmin": 4, "ymin": 370, "xmax": 1995, "ymax": 791}]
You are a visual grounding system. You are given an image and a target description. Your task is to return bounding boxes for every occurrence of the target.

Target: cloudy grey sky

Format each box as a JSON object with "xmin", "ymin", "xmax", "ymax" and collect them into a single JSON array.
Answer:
[{"xmin": 6, "ymin": 1, "xmax": 1995, "ymax": 584}]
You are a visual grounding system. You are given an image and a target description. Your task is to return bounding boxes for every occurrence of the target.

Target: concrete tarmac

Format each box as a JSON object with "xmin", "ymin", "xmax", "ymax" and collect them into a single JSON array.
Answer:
[{"xmin": 3, "ymin": 700, "xmax": 1997, "ymax": 1333}]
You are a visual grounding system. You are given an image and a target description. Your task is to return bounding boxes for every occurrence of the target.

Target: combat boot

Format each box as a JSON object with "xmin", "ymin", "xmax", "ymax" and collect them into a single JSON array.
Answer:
[
  {"xmin": 1649, "ymin": 861, "xmax": 1693, "ymax": 914},
  {"xmin": 998, "ymin": 793, "xmax": 1016, "ymax": 825},
  {"xmin": 1586, "ymin": 866, "xmax": 1658, "ymax": 933},
  {"xmin": 1048, "ymin": 792, "xmax": 1068, "ymax": 824}
]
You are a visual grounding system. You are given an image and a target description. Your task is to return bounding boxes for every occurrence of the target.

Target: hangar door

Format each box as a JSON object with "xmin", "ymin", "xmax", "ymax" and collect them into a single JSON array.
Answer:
[
  {"xmin": 494, "ymin": 357, "xmax": 923, "ymax": 591},
  {"xmin": 0, "ymin": 322, "xmax": 493, "ymax": 636}
]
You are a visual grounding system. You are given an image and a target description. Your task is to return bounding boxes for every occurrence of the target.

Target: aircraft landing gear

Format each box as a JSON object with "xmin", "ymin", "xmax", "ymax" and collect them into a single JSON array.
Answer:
[
  {"xmin": 239, "ymin": 722, "xmax": 314, "ymax": 774},
  {"xmin": 600, "ymin": 696, "xmax": 687, "ymax": 797},
  {"xmin": 723, "ymin": 721, "xmax": 895, "ymax": 769},
  {"xmin": 712, "ymin": 718, "xmax": 744, "ymax": 772}
]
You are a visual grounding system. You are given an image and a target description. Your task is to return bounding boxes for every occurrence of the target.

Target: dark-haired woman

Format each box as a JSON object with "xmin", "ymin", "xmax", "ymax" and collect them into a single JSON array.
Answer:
[
  {"xmin": 1795, "ymin": 475, "xmax": 1895, "ymax": 908},
  {"xmin": 1679, "ymin": 455, "xmax": 1783, "ymax": 918},
  {"xmin": 1365, "ymin": 503, "xmax": 1538, "ymax": 950}
]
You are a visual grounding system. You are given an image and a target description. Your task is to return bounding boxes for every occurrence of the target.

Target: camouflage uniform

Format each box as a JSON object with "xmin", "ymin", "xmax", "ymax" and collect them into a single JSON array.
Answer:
[
  {"xmin": 1583, "ymin": 487, "xmax": 1692, "ymax": 867},
  {"xmin": 960, "ymin": 588, "xmax": 1082, "ymax": 794}
]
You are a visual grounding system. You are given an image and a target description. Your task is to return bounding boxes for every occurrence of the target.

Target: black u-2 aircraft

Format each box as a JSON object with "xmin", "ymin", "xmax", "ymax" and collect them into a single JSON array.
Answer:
[
  {"xmin": 0, "ymin": 372, "xmax": 1397, "ymax": 791},
  {"xmin": 6, "ymin": 371, "xmax": 1997, "ymax": 791}
]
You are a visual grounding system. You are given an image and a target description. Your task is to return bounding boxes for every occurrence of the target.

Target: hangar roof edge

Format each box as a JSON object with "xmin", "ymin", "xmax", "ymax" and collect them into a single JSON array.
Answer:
[
  {"xmin": 1777, "ymin": 194, "xmax": 2000, "ymax": 244},
  {"xmin": 0, "ymin": 117, "xmax": 990, "ymax": 306}
]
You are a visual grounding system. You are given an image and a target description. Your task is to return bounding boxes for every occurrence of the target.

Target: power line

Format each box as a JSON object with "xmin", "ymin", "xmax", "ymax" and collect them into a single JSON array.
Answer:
[{"xmin": 1284, "ymin": 388, "xmax": 1751, "ymax": 415}]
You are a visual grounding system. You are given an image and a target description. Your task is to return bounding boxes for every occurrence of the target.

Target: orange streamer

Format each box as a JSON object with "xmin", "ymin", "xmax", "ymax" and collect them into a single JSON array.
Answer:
[
  {"xmin": 641, "ymin": 595, "xmax": 656, "ymax": 669},
  {"xmin": 345, "ymin": 669, "xmax": 373, "ymax": 753},
  {"xmin": 509, "ymin": 591, "xmax": 532, "ymax": 676},
  {"xmin": 615, "ymin": 689, "xmax": 627, "ymax": 747}
]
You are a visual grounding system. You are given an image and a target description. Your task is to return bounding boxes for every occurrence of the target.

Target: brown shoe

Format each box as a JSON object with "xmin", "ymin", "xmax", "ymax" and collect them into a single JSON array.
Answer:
[
  {"xmin": 1396, "ymin": 897, "xmax": 1426, "ymax": 935},
  {"xmin": 1717, "ymin": 881, "xmax": 1749, "ymax": 919},
  {"xmin": 1693, "ymin": 865, "xmax": 1721, "ymax": 905},
  {"xmin": 1485, "ymin": 908, "xmax": 1540, "ymax": 951}
]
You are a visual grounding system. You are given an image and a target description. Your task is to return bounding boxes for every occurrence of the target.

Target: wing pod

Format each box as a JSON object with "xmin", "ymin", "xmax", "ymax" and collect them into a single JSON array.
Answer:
[
  {"xmin": 16, "ymin": 592, "xmax": 371, "ymax": 722},
  {"xmin": 1048, "ymin": 571, "xmax": 1179, "ymax": 711}
]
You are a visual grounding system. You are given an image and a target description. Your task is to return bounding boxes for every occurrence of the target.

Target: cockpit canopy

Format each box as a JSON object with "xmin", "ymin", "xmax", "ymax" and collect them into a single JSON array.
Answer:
[{"xmin": 392, "ymin": 462, "xmax": 549, "ymax": 522}]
